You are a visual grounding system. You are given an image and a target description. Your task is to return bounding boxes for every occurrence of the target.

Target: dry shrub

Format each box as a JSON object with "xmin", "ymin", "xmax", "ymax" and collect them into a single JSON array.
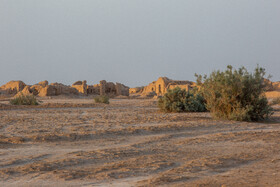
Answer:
[
  {"xmin": 10, "ymin": 94, "xmax": 39, "ymax": 105},
  {"xmin": 196, "ymin": 65, "xmax": 273, "ymax": 121},
  {"xmin": 94, "ymin": 95, "xmax": 110, "ymax": 104},
  {"xmin": 158, "ymin": 87, "xmax": 206, "ymax": 112}
]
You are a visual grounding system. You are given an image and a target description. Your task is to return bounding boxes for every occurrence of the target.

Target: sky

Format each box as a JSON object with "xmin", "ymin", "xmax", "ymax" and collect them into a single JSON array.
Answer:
[{"xmin": 1, "ymin": 0, "xmax": 280, "ymax": 87}]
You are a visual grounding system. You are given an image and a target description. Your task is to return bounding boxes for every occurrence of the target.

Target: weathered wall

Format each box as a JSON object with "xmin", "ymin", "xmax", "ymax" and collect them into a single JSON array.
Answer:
[
  {"xmin": 118, "ymin": 83, "xmax": 129, "ymax": 96},
  {"xmin": 129, "ymin": 87, "xmax": 143, "ymax": 94},
  {"xmin": 49, "ymin": 83, "xmax": 79, "ymax": 96},
  {"xmin": 155, "ymin": 77, "xmax": 170, "ymax": 95},
  {"xmin": 0, "ymin": 81, "xmax": 26, "ymax": 94},
  {"xmin": 14, "ymin": 86, "xmax": 32, "ymax": 97},
  {"xmin": 72, "ymin": 80, "xmax": 87, "ymax": 95},
  {"xmin": 140, "ymin": 77, "xmax": 194, "ymax": 96},
  {"xmin": 0, "ymin": 80, "xmax": 130, "ymax": 97},
  {"xmin": 98, "ymin": 81, "xmax": 129, "ymax": 96},
  {"xmin": 100, "ymin": 80, "xmax": 106, "ymax": 96},
  {"xmin": 37, "ymin": 80, "xmax": 49, "ymax": 87},
  {"xmin": 142, "ymin": 82, "xmax": 156, "ymax": 94},
  {"xmin": 38, "ymin": 85, "xmax": 55, "ymax": 97}
]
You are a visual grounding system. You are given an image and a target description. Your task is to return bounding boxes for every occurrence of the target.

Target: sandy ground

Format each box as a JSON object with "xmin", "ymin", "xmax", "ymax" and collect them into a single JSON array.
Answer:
[{"xmin": 0, "ymin": 98, "xmax": 280, "ymax": 187}]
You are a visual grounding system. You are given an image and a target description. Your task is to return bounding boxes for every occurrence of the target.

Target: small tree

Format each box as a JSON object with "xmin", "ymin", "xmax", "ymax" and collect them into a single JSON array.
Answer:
[
  {"xmin": 158, "ymin": 87, "xmax": 206, "ymax": 112},
  {"xmin": 196, "ymin": 65, "xmax": 273, "ymax": 121}
]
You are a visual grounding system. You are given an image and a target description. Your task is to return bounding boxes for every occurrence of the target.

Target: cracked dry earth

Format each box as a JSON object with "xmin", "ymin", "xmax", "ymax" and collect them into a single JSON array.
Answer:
[{"xmin": 0, "ymin": 99, "xmax": 280, "ymax": 187}]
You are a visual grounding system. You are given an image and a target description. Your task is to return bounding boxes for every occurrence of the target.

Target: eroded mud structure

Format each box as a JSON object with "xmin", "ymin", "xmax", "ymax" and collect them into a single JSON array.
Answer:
[
  {"xmin": 0, "ymin": 80, "xmax": 129, "ymax": 97},
  {"xmin": 130, "ymin": 77, "xmax": 196, "ymax": 97}
]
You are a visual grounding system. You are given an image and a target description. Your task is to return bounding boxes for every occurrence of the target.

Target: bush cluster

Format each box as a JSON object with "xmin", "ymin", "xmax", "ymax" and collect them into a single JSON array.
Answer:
[
  {"xmin": 158, "ymin": 87, "xmax": 206, "ymax": 112},
  {"xmin": 10, "ymin": 94, "xmax": 39, "ymax": 105},
  {"xmin": 196, "ymin": 65, "xmax": 273, "ymax": 121},
  {"xmin": 94, "ymin": 95, "xmax": 110, "ymax": 104}
]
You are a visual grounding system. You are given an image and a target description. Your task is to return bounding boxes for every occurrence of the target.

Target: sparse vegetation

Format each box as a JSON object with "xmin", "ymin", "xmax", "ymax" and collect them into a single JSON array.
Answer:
[
  {"xmin": 158, "ymin": 87, "xmax": 206, "ymax": 112},
  {"xmin": 196, "ymin": 65, "xmax": 273, "ymax": 121},
  {"xmin": 94, "ymin": 95, "xmax": 110, "ymax": 104},
  {"xmin": 10, "ymin": 94, "xmax": 39, "ymax": 105}
]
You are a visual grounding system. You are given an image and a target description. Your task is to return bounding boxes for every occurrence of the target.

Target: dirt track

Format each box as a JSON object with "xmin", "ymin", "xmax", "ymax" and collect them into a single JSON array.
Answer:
[{"xmin": 0, "ymin": 99, "xmax": 280, "ymax": 186}]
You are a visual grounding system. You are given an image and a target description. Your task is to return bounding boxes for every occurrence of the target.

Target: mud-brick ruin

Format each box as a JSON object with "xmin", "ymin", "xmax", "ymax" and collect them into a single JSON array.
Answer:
[
  {"xmin": 0, "ymin": 80, "xmax": 129, "ymax": 97},
  {"xmin": 130, "ymin": 77, "xmax": 196, "ymax": 97},
  {"xmin": 1, "ymin": 77, "xmax": 280, "ymax": 98}
]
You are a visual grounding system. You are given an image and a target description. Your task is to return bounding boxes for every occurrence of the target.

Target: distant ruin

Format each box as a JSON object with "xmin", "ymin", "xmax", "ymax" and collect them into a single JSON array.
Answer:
[
  {"xmin": 264, "ymin": 79, "xmax": 280, "ymax": 98},
  {"xmin": 0, "ymin": 80, "xmax": 129, "ymax": 97},
  {"xmin": 130, "ymin": 77, "xmax": 196, "ymax": 97},
  {"xmin": 1, "ymin": 77, "xmax": 280, "ymax": 98}
]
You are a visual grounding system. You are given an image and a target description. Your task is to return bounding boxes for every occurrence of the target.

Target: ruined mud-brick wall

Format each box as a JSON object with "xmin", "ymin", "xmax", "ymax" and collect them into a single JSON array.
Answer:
[
  {"xmin": 154, "ymin": 77, "xmax": 170, "ymax": 95},
  {"xmin": 0, "ymin": 80, "xmax": 54, "ymax": 97},
  {"xmin": 141, "ymin": 77, "xmax": 170, "ymax": 96},
  {"xmin": 0, "ymin": 81, "xmax": 26, "ymax": 94},
  {"xmin": 0, "ymin": 79, "xmax": 130, "ymax": 97},
  {"xmin": 116, "ymin": 83, "xmax": 129, "ymax": 96},
  {"xmin": 142, "ymin": 81, "xmax": 157, "ymax": 94},
  {"xmin": 49, "ymin": 83, "xmax": 78, "ymax": 95},
  {"xmin": 71, "ymin": 80, "xmax": 88, "ymax": 95},
  {"xmin": 87, "ymin": 85, "xmax": 99, "ymax": 95},
  {"xmin": 99, "ymin": 80, "xmax": 129, "ymax": 96},
  {"xmin": 14, "ymin": 86, "xmax": 32, "ymax": 97},
  {"xmin": 99, "ymin": 80, "xmax": 107, "ymax": 96},
  {"xmin": 129, "ymin": 87, "xmax": 143, "ymax": 94},
  {"xmin": 34, "ymin": 83, "xmax": 79, "ymax": 97},
  {"xmin": 140, "ymin": 77, "xmax": 195, "ymax": 96},
  {"xmin": 116, "ymin": 83, "xmax": 122, "ymax": 96}
]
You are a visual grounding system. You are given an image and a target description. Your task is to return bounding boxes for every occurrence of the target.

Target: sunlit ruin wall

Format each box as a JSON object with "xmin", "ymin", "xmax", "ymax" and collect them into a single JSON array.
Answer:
[{"xmin": 0, "ymin": 80, "xmax": 129, "ymax": 97}]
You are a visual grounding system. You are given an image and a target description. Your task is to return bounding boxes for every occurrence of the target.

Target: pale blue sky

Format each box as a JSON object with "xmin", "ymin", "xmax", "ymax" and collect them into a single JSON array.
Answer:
[{"xmin": 1, "ymin": 0, "xmax": 280, "ymax": 87}]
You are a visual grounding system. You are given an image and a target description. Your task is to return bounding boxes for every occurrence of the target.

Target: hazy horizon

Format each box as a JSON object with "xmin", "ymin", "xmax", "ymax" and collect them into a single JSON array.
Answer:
[{"xmin": 1, "ymin": 0, "xmax": 280, "ymax": 87}]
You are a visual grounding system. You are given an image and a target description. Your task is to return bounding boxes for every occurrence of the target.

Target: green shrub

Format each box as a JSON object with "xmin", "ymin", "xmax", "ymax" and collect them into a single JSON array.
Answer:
[
  {"xmin": 158, "ymin": 87, "xmax": 207, "ymax": 112},
  {"xmin": 10, "ymin": 94, "xmax": 39, "ymax": 105},
  {"xmin": 196, "ymin": 65, "xmax": 273, "ymax": 121},
  {"xmin": 94, "ymin": 95, "xmax": 110, "ymax": 104}
]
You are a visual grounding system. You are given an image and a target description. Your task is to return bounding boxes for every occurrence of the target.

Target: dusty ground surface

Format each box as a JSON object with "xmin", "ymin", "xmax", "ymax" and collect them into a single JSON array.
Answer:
[{"xmin": 0, "ymin": 98, "xmax": 280, "ymax": 187}]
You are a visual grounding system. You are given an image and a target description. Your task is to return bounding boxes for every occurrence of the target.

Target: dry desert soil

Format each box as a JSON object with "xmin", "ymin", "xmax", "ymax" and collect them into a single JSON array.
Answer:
[{"xmin": 0, "ymin": 98, "xmax": 280, "ymax": 187}]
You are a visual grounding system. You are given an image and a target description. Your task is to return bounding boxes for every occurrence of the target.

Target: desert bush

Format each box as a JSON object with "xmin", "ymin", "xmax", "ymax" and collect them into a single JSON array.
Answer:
[
  {"xmin": 94, "ymin": 95, "xmax": 110, "ymax": 104},
  {"xmin": 158, "ymin": 87, "xmax": 206, "ymax": 112},
  {"xmin": 196, "ymin": 65, "xmax": 273, "ymax": 121},
  {"xmin": 10, "ymin": 94, "xmax": 39, "ymax": 105}
]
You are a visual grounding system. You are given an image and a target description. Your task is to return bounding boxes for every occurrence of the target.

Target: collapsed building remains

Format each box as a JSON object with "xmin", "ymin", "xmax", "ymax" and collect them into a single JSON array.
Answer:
[
  {"xmin": 130, "ymin": 77, "xmax": 196, "ymax": 97},
  {"xmin": 0, "ymin": 80, "xmax": 129, "ymax": 97}
]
